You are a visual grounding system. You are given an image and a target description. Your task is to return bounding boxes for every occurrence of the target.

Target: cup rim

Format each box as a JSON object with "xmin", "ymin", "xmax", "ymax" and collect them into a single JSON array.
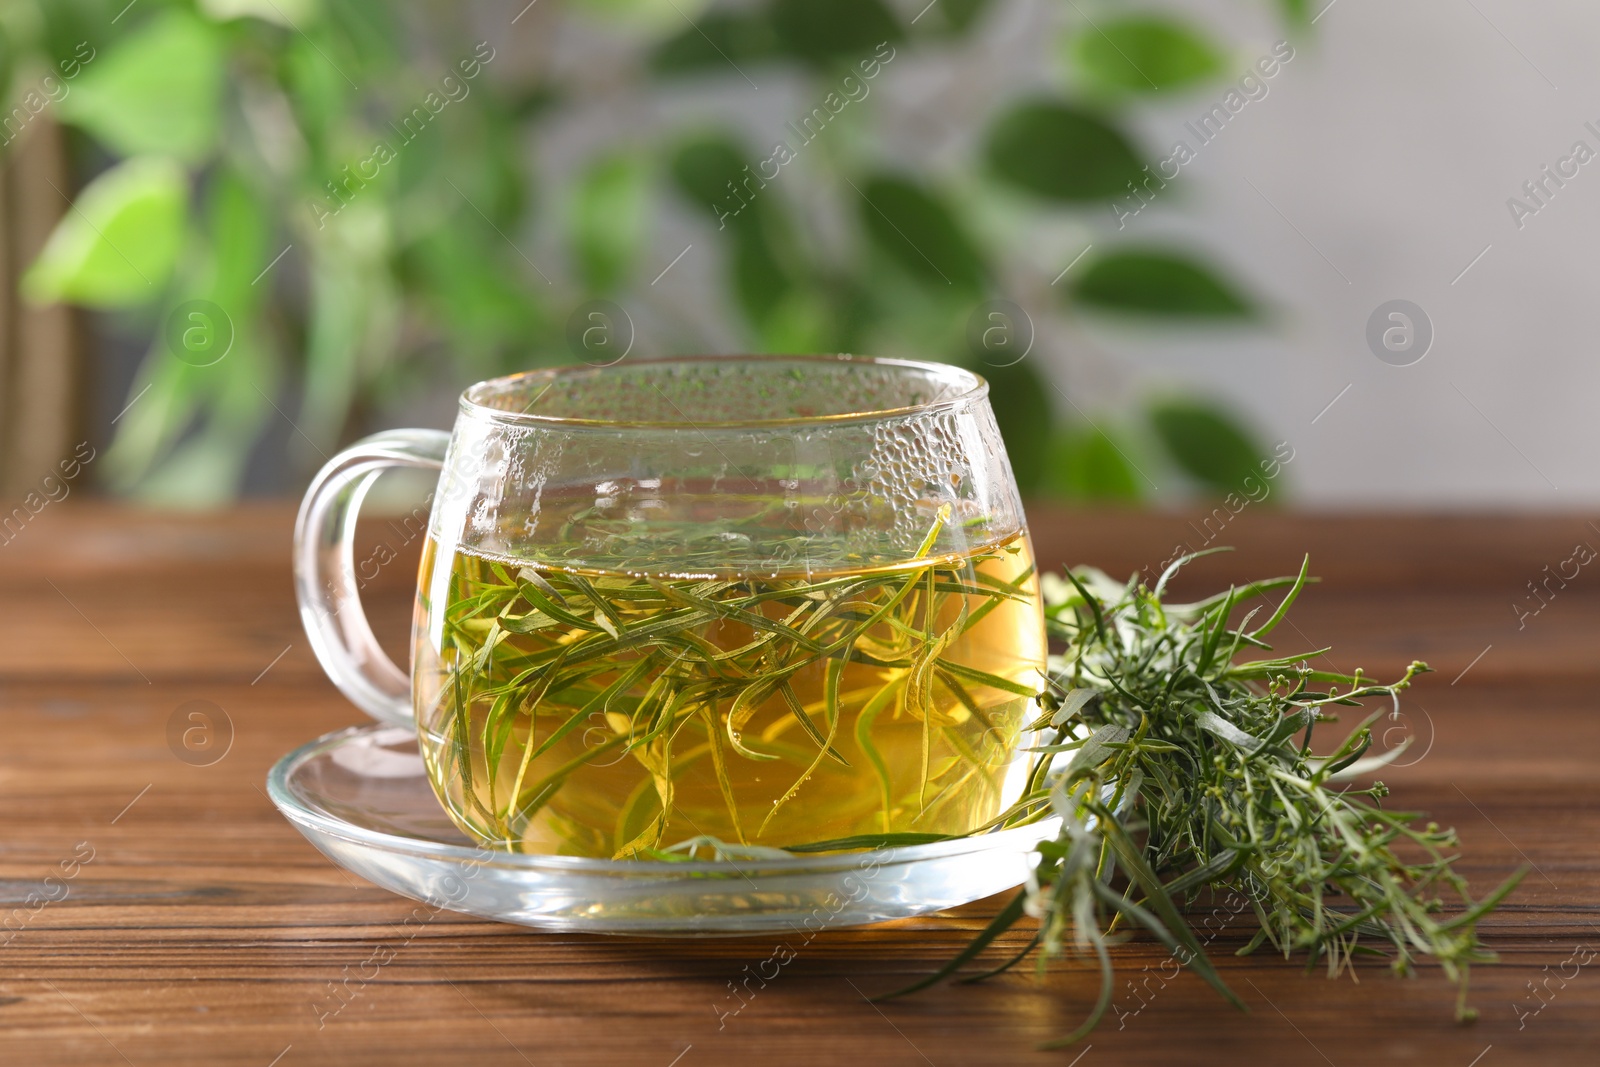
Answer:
[{"xmin": 458, "ymin": 354, "xmax": 989, "ymax": 430}]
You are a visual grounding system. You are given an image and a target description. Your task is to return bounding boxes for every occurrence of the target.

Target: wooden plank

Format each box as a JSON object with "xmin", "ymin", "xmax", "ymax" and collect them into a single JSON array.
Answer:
[{"xmin": 0, "ymin": 505, "xmax": 1594, "ymax": 1065}]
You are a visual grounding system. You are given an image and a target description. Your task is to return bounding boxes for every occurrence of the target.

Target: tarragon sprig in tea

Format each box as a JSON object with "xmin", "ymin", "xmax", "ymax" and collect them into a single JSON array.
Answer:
[
  {"xmin": 421, "ymin": 505, "xmax": 1043, "ymax": 858},
  {"xmin": 879, "ymin": 551, "xmax": 1524, "ymax": 1046}
]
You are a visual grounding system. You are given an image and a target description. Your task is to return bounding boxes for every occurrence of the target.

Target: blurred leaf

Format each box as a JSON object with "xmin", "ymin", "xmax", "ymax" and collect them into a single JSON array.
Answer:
[
  {"xmin": 206, "ymin": 168, "xmax": 275, "ymax": 307},
  {"xmin": 669, "ymin": 132, "xmax": 750, "ymax": 222},
  {"xmin": 301, "ymin": 254, "xmax": 368, "ymax": 449},
  {"xmin": 771, "ymin": 0, "xmax": 902, "ymax": 67},
  {"xmin": 668, "ymin": 131, "xmax": 803, "ymax": 336},
  {"xmin": 1071, "ymin": 249, "xmax": 1253, "ymax": 318},
  {"xmin": 200, "ymin": 0, "xmax": 318, "ymax": 24},
  {"xmin": 130, "ymin": 380, "xmax": 265, "ymax": 504},
  {"xmin": 407, "ymin": 225, "xmax": 550, "ymax": 373},
  {"xmin": 813, "ymin": 274, "xmax": 879, "ymax": 352},
  {"xmin": 0, "ymin": 24, "xmax": 13, "ymax": 104},
  {"xmin": 650, "ymin": 12, "xmax": 777, "ymax": 76},
  {"xmin": 104, "ymin": 357, "xmax": 207, "ymax": 490},
  {"xmin": 476, "ymin": 109, "xmax": 536, "ymax": 229},
  {"xmin": 569, "ymin": 153, "xmax": 651, "ymax": 295},
  {"xmin": 985, "ymin": 99, "xmax": 1146, "ymax": 202},
  {"xmin": 324, "ymin": 0, "xmax": 403, "ymax": 57},
  {"xmin": 282, "ymin": 32, "xmax": 348, "ymax": 163},
  {"xmin": 408, "ymin": 138, "xmax": 542, "ymax": 359},
  {"xmin": 1043, "ymin": 424, "xmax": 1141, "ymax": 502},
  {"xmin": 130, "ymin": 338, "xmax": 275, "ymax": 506},
  {"xmin": 109, "ymin": 167, "xmax": 288, "ymax": 500},
  {"xmin": 34, "ymin": 2, "xmax": 102, "ymax": 67},
  {"xmin": 755, "ymin": 288, "xmax": 833, "ymax": 353},
  {"xmin": 936, "ymin": 0, "xmax": 993, "ymax": 34},
  {"xmin": 1279, "ymin": 0, "xmax": 1313, "ymax": 28},
  {"xmin": 855, "ymin": 266, "xmax": 964, "ymax": 362},
  {"xmin": 566, "ymin": 0, "xmax": 713, "ymax": 32},
  {"xmin": 1148, "ymin": 398, "xmax": 1268, "ymax": 495},
  {"xmin": 302, "ymin": 199, "xmax": 398, "ymax": 449},
  {"xmin": 970, "ymin": 358, "xmax": 1053, "ymax": 496},
  {"xmin": 106, "ymin": 301, "xmax": 272, "ymax": 495},
  {"xmin": 23, "ymin": 156, "xmax": 187, "ymax": 308},
  {"xmin": 402, "ymin": 100, "xmax": 529, "ymax": 233},
  {"xmin": 1069, "ymin": 16, "xmax": 1226, "ymax": 94},
  {"xmin": 56, "ymin": 11, "xmax": 224, "ymax": 163},
  {"xmin": 731, "ymin": 204, "xmax": 799, "ymax": 329},
  {"xmin": 857, "ymin": 174, "xmax": 985, "ymax": 293},
  {"xmin": 509, "ymin": 84, "xmax": 563, "ymax": 122}
]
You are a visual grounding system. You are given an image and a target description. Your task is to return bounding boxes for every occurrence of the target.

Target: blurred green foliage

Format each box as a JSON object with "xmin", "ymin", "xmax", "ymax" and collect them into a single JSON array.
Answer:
[
  {"xmin": 1072, "ymin": 250, "xmax": 1254, "ymax": 318},
  {"xmin": 985, "ymin": 100, "xmax": 1147, "ymax": 202},
  {"xmin": 1067, "ymin": 16, "xmax": 1226, "ymax": 94},
  {"xmin": 1, "ymin": 0, "xmax": 1289, "ymax": 505},
  {"xmin": 1149, "ymin": 397, "xmax": 1272, "ymax": 492}
]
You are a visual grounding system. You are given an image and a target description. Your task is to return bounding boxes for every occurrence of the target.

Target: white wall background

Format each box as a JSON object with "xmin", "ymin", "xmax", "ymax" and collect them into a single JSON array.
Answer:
[{"xmin": 1101, "ymin": 0, "xmax": 1594, "ymax": 507}]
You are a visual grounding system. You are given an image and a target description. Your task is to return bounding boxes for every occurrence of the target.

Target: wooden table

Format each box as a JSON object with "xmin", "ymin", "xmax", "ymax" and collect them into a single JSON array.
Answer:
[{"xmin": 1, "ymin": 505, "xmax": 1595, "ymax": 1065}]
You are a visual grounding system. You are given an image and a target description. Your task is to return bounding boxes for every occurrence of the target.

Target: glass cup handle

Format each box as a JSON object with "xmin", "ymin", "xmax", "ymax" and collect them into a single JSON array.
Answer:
[{"xmin": 293, "ymin": 428, "xmax": 450, "ymax": 727}]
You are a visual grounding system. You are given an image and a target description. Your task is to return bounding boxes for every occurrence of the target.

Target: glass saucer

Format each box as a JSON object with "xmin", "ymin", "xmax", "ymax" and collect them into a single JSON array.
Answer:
[{"xmin": 267, "ymin": 723, "xmax": 1056, "ymax": 936}]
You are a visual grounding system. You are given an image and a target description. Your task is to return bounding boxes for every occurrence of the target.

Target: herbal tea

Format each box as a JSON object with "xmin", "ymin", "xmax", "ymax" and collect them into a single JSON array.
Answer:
[{"xmin": 411, "ymin": 514, "xmax": 1045, "ymax": 858}]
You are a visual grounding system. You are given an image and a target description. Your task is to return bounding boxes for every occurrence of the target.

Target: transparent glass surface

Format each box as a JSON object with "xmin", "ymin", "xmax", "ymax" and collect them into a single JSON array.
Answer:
[
  {"xmin": 268, "ymin": 724, "xmax": 1059, "ymax": 935},
  {"xmin": 291, "ymin": 355, "xmax": 1050, "ymax": 929},
  {"xmin": 417, "ymin": 357, "xmax": 1045, "ymax": 857}
]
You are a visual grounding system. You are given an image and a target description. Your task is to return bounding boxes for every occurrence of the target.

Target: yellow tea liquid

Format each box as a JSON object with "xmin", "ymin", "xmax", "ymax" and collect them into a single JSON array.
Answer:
[{"xmin": 412, "ymin": 528, "xmax": 1045, "ymax": 858}]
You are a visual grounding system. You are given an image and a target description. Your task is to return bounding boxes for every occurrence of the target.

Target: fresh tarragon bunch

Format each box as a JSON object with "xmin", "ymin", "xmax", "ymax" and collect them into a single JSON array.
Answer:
[{"xmin": 884, "ymin": 551, "xmax": 1524, "ymax": 1047}]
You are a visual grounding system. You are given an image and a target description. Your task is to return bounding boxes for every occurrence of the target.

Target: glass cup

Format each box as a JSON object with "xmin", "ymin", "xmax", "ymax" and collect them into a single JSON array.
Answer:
[{"xmin": 294, "ymin": 355, "xmax": 1047, "ymax": 859}]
